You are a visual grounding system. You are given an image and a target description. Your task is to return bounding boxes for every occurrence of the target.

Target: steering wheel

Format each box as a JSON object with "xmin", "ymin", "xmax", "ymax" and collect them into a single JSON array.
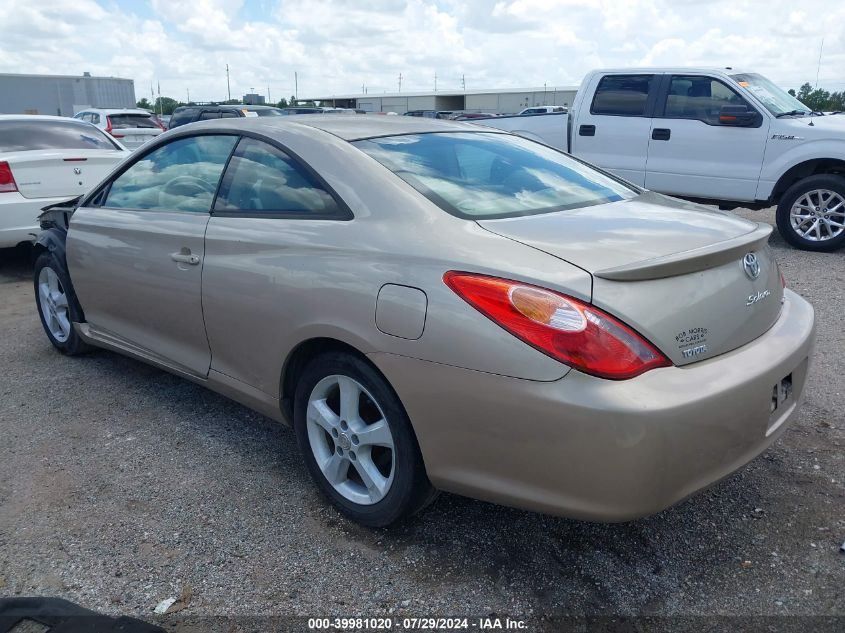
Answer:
[{"xmin": 162, "ymin": 175, "xmax": 215, "ymax": 197}]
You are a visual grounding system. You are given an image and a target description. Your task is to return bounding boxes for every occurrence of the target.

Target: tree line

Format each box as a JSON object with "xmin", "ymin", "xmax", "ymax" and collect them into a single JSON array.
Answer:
[{"xmin": 788, "ymin": 83, "xmax": 844, "ymax": 112}]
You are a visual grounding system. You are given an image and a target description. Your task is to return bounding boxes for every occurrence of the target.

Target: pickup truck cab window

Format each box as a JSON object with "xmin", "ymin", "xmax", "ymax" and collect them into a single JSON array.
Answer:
[
  {"xmin": 590, "ymin": 74, "xmax": 656, "ymax": 117},
  {"xmin": 104, "ymin": 135, "xmax": 237, "ymax": 213},
  {"xmin": 662, "ymin": 75, "xmax": 753, "ymax": 125}
]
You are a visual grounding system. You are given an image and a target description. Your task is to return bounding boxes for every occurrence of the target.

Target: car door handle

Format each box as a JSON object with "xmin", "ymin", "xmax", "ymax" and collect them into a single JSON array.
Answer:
[
  {"xmin": 652, "ymin": 128, "xmax": 671, "ymax": 141},
  {"xmin": 170, "ymin": 250, "xmax": 200, "ymax": 265},
  {"xmin": 579, "ymin": 124, "xmax": 596, "ymax": 136}
]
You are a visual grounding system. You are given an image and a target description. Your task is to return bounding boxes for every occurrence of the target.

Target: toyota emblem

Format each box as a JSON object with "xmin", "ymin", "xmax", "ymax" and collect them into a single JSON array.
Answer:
[
  {"xmin": 742, "ymin": 252, "xmax": 760, "ymax": 279},
  {"xmin": 73, "ymin": 167, "xmax": 82, "ymax": 175}
]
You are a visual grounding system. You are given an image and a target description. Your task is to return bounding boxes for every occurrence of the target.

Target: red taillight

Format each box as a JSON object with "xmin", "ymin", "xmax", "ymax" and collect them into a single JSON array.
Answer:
[
  {"xmin": 0, "ymin": 161, "xmax": 18, "ymax": 193},
  {"xmin": 443, "ymin": 271, "xmax": 671, "ymax": 380},
  {"xmin": 105, "ymin": 117, "xmax": 124, "ymax": 138}
]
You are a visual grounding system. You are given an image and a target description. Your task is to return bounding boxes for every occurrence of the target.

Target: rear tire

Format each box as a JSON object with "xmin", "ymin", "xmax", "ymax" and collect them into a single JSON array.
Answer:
[
  {"xmin": 293, "ymin": 351, "xmax": 435, "ymax": 527},
  {"xmin": 33, "ymin": 251, "xmax": 91, "ymax": 355},
  {"xmin": 776, "ymin": 174, "xmax": 845, "ymax": 252}
]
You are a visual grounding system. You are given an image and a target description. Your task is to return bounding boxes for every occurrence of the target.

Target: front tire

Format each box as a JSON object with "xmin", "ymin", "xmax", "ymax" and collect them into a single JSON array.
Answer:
[
  {"xmin": 293, "ymin": 351, "xmax": 435, "ymax": 527},
  {"xmin": 33, "ymin": 251, "xmax": 90, "ymax": 355},
  {"xmin": 776, "ymin": 174, "xmax": 845, "ymax": 252}
]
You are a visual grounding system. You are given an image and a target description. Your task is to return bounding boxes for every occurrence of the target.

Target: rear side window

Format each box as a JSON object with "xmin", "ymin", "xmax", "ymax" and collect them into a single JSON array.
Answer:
[
  {"xmin": 104, "ymin": 135, "xmax": 237, "ymax": 212},
  {"xmin": 214, "ymin": 137, "xmax": 343, "ymax": 217},
  {"xmin": 107, "ymin": 114, "xmax": 158, "ymax": 129},
  {"xmin": 219, "ymin": 110, "xmax": 239, "ymax": 118},
  {"xmin": 591, "ymin": 74, "xmax": 655, "ymax": 116},
  {"xmin": 663, "ymin": 76, "xmax": 750, "ymax": 124},
  {"xmin": 0, "ymin": 120, "xmax": 119, "ymax": 151},
  {"xmin": 199, "ymin": 111, "xmax": 220, "ymax": 120}
]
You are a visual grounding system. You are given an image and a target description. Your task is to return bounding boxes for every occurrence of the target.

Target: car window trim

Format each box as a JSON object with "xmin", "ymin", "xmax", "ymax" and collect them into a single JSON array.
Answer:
[
  {"xmin": 82, "ymin": 129, "xmax": 353, "ymax": 220},
  {"xmin": 654, "ymin": 73, "xmax": 762, "ymax": 127},
  {"xmin": 86, "ymin": 131, "xmax": 241, "ymax": 214}
]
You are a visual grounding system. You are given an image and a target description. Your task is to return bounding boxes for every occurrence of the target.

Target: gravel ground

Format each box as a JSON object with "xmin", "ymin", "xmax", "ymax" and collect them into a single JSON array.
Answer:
[{"xmin": 0, "ymin": 208, "xmax": 843, "ymax": 630}]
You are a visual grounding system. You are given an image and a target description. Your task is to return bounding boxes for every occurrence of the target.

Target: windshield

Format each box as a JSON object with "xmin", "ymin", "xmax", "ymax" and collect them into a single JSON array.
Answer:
[
  {"xmin": 731, "ymin": 73, "xmax": 811, "ymax": 116},
  {"xmin": 354, "ymin": 132, "xmax": 636, "ymax": 219}
]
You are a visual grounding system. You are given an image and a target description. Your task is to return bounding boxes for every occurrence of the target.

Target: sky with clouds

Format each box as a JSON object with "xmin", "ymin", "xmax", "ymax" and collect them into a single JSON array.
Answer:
[{"xmin": 0, "ymin": 0, "xmax": 842, "ymax": 102}]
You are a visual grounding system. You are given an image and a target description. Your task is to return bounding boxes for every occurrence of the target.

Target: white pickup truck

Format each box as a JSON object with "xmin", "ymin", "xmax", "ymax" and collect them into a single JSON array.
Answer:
[{"xmin": 478, "ymin": 68, "xmax": 845, "ymax": 252}]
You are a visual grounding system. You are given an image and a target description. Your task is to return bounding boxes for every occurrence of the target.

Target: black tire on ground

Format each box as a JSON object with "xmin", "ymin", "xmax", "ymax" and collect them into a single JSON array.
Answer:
[
  {"xmin": 33, "ymin": 250, "xmax": 91, "ymax": 355},
  {"xmin": 293, "ymin": 351, "xmax": 436, "ymax": 527},
  {"xmin": 776, "ymin": 174, "xmax": 845, "ymax": 252}
]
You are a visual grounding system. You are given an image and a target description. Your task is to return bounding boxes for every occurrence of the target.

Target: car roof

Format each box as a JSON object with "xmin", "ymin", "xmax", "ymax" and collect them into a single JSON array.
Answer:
[
  {"xmin": 84, "ymin": 108, "xmax": 153, "ymax": 115},
  {"xmin": 170, "ymin": 114, "xmax": 496, "ymax": 142},
  {"xmin": 254, "ymin": 114, "xmax": 490, "ymax": 141},
  {"xmin": 0, "ymin": 114, "xmax": 93, "ymax": 123}
]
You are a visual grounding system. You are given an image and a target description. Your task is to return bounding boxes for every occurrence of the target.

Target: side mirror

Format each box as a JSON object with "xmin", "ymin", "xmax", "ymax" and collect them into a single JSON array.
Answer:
[{"xmin": 719, "ymin": 105, "xmax": 761, "ymax": 127}]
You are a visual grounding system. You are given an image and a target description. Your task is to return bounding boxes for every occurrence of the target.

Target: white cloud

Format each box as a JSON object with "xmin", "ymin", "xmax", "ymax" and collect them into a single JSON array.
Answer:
[{"xmin": 0, "ymin": 0, "xmax": 843, "ymax": 103}]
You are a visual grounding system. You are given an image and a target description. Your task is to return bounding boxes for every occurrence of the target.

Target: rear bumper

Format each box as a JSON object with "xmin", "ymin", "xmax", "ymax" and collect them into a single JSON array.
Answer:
[
  {"xmin": 369, "ymin": 289, "xmax": 815, "ymax": 521},
  {"xmin": 0, "ymin": 192, "xmax": 67, "ymax": 248}
]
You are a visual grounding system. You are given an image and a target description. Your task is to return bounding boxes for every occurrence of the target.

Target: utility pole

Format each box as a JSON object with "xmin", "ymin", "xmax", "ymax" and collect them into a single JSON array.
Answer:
[
  {"xmin": 461, "ymin": 74, "xmax": 465, "ymax": 90},
  {"xmin": 226, "ymin": 64, "xmax": 231, "ymax": 101},
  {"xmin": 267, "ymin": 85, "xmax": 271, "ymax": 103},
  {"xmin": 186, "ymin": 87, "xmax": 190, "ymax": 104},
  {"xmin": 294, "ymin": 72, "xmax": 298, "ymax": 100},
  {"xmin": 434, "ymin": 72, "xmax": 437, "ymax": 92},
  {"xmin": 398, "ymin": 73, "xmax": 402, "ymax": 93}
]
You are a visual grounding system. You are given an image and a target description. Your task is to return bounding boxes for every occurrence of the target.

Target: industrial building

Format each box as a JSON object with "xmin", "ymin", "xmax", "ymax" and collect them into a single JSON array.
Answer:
[
  {"xmin": 0, "ymin": 72, "xmax": 136, "ymax": 117},
  {"xmin": 242, "ymin": 93, "xmax": 266, "ymax": 105},
  {"xmin": 305, "ymin": 86, "xmax": 578, "ymax": 115}
]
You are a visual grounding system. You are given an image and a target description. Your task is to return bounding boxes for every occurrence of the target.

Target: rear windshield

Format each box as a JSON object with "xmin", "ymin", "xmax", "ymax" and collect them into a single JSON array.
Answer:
[
  {"xmin": 108, "ymin": 114, "xmax": 159, "ymax": 129},
  {"xmin": 354, "ymin": 132, "xmax": 635, "ymax": 219},
  {"xmin": 0, "ymin": 119, "xmax": 120, "ymax": 152}
]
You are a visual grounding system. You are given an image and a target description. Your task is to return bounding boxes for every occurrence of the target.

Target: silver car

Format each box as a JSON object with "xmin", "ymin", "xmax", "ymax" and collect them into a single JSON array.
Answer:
[{"xmin": 33, "ymin": 116, "xmax": 815, "ymax": 527}]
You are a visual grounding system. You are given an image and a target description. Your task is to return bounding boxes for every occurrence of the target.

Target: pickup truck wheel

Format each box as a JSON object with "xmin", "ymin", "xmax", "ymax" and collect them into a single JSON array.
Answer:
[
  {"xmin": 33, "ymin": 251, "xmax": 91, "ymax": 355},
  {"xmin": 776, "ymin": 175, "xmax": 845, "ymax": 252},
  {"xmin": 293, "ymin": 351, "xmax": 436, "ymax": 527}
]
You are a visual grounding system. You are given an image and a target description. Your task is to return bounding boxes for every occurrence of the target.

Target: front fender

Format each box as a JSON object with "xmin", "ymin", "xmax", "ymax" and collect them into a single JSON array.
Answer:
[
  {"xmin": 34, "ymin": 227, "xmax": 68, "ymax": 262},
  {"xmin": 758, "ymin": 139, "xmax": 845, "ymax": 199}
]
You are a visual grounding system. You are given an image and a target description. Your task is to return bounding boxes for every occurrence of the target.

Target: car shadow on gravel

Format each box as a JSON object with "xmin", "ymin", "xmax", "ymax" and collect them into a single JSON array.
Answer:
[{"xmin": 0, "ymin": 245, "xmax": 33, "ymax": 283}]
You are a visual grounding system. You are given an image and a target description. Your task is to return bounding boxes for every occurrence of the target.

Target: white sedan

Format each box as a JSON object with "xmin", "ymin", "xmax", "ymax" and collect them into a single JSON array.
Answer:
[{"xmin": 0, "ymin": 115, "xmax": 128, "ymax": 249}]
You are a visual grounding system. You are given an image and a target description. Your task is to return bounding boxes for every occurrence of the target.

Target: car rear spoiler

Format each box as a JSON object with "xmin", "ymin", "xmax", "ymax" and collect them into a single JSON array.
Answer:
[{"xmin": 594, "ymin": 223, "xmax": 773, "ymax": 281}]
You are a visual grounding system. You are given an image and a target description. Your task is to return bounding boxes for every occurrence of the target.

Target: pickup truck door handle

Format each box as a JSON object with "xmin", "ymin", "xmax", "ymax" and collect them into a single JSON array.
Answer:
[
  {"xmin": 170, "ymin": 249, "xmax": 200, "ymax": 265},
  {"xmin": 579, "ymin": 124, "xmax": 596, "ymax": 137},
  {"xmin": 652, "ymin": 128, "xmax": 671, "ymax": 141}
]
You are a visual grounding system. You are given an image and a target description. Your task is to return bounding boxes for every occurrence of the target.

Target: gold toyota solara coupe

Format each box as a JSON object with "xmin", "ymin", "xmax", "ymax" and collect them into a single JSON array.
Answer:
[{"xmin": 33, "ymin": 116, "xmax": 815, "ymax": 526}]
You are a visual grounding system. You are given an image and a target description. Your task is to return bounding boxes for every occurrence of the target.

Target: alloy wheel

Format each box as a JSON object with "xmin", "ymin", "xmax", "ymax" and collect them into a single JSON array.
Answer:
[
  {"xmin": 789, "ymin": 189, "xmax": 845, "ymax": 242},
  {"xmin": 38, "ymin": 266, "xmax": 71, "ymax": 343},
  {"xmin": 306, "ymin": 374, "xmax": 396, "ymax": 505}
]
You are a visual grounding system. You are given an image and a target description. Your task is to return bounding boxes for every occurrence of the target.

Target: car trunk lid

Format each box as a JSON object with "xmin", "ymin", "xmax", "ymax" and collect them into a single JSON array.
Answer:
[
  {"xmin": 8, "ymin": 150, "xmax": 125, "ymax": 199},
  {"xmin": 477, "ymin": 192, "xmax": 784, "ymax": 366}
]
